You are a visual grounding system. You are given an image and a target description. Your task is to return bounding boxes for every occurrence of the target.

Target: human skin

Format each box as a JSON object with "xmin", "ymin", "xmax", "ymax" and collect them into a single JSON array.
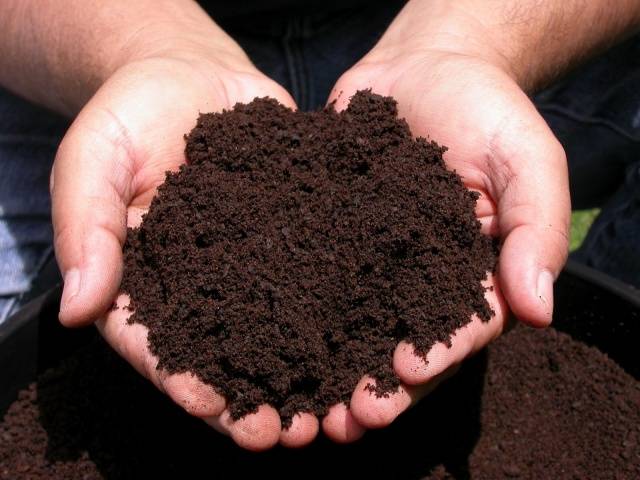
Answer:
[{"xmin": 2, "ymin": 0, "xmax": 640, "ymax": 450}]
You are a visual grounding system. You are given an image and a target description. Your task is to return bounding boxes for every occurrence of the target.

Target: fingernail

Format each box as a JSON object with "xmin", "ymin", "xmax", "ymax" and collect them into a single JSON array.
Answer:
[
  {"xmin": 536, "ymin": 269, "xmax": 554, "ymax": 315},
  {"xmin": 60, "ymin": 268, "xmax": 81, "ymax": 313}
]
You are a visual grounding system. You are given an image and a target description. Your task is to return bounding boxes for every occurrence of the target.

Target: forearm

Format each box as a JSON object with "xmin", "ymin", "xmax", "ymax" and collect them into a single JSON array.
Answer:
[
  {"xmin": 370, "ymin": 0, "xmax": 640, "ymax": 92},
  {"xmin": 0, "ymin": 0, "xmax": 248, "ymax": 116}
]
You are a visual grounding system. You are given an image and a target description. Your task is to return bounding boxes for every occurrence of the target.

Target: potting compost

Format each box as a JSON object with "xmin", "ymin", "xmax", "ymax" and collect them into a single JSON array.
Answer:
[{"xmin": 121, "ymin": 91, "xmax": 496, "ymax": 423}]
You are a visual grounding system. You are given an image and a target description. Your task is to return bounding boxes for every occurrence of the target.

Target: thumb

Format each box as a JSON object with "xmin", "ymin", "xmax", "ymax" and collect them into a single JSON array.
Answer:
[
  {"xmin": 493, "ymin": 117, "xmax": 570, "ymax": 327},
  {"xmin": 52, "ymin": 108, "xmax": 132, "ymax": 327}
]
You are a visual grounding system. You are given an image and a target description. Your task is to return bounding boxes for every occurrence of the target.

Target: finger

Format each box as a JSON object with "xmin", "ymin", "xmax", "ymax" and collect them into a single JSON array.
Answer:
[
  {"xmin": 350, "ymin": 366, "xmax": 460, "ymax": 429},
  {"xmin": 490, "ymin": 112, "xmax": 570, "ymax": 327},
  {"xmin": 97, "ymin": 294, "xmax": 226, "ymax": 417},
  {"xmin": 214, "ymin": 405, "xmax": 281, "ymax": 452},
  {"xmin": 349, "ymin": 376, "xmax": 412, "ymax": 429},
  {"xmin": 394, "ymin": 315, "xmax": 500, "ymax": 385},
  {"xmin": 161, "ymin": 373, "xmax": 225, "ymax": 418},
  {"xmin": 394, "ymin": 275, "xmax": 507, "ymax": 385},
  {"xmin": 321, "ymin": 403, "xmax": 367, "ymax": 444},
  {"xmin": 279, "ymin": 413, "xmax": 320, "ymax": 448},
  {"xmin": 53, "ymin": 107, "xmax": 135, "ymax": 327}
]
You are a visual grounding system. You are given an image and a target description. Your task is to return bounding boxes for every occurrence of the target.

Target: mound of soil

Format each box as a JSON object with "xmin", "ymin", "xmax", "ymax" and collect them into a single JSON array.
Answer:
[
  {"xmin": 121, "ymin": 91, "xmax": 497, "ymax": 424},
  {"xmin": 1, "ymin": 325, "xmax": 638, "ymax": 479}
]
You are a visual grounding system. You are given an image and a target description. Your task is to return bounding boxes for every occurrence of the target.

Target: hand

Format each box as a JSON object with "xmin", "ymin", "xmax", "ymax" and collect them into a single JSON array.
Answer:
[
  {"xmin": 50, "ymin": 45, "xmax": 327, "ymax": 450},
  {"xmin": 325, "ymin": 9, "xmax": 570, "ymax": 434}
]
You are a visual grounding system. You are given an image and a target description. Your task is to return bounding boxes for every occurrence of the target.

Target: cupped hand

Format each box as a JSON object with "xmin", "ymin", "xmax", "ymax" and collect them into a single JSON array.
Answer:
[
  {"xmin": 325, "ymin": 33, "xmax": 570, "ymax": 434},
  {"xmin": 50, "ymin": 49, "xmax": 330, "ymax": 450}
]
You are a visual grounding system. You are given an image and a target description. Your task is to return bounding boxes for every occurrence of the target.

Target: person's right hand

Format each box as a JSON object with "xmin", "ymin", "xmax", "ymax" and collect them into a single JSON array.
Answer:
[{"xmin": 50, "ymin": 39, "xmax": 327, "ymax": 450}]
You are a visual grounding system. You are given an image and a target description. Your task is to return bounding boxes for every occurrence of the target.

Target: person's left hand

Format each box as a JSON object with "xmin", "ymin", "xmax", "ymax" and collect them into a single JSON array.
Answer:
[{"xmin": 317, "ymin": 8, "xmax": 570, "ymax": 438}]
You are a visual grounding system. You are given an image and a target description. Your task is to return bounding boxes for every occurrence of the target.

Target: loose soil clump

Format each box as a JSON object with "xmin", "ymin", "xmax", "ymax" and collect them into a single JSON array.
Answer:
[
  {"xmin": 1, "ymin": 326, "xmax": 638, "ymax": 479},
  {"xmin": 121, "ymin": 91, "xmax": 496, "ymax": 424}
]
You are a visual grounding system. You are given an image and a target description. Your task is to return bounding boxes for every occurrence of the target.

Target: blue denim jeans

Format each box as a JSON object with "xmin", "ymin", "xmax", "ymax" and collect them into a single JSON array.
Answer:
[
  {"xmin": 1, "ymin": 4, "xmax": 639, "ymax": 323},
  {"xmin": 0, "ymin": 91, "xmax": 68, "ymax": 322}
]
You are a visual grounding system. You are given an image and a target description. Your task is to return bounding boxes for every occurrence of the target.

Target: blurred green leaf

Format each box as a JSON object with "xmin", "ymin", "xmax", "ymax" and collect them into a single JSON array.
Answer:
[{"xmin": 570, "ymin": 209, "xmax": 600, "ymax": 252}]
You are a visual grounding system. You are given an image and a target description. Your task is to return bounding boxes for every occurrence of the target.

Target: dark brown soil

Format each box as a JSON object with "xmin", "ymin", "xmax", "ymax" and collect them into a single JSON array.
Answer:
[
  {"xmin": 121, "ymin": 91, "xmax": 497, "ymax": 424},
  {"xmin": 1, "ymin": 325, "xmax": 638, "ymax": 479}
]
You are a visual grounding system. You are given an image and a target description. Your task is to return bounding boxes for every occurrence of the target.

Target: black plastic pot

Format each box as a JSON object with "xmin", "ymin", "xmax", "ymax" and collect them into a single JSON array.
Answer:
[{"xmin": 0, "ymin": 259, "xmax": 638, "ymax": 477}]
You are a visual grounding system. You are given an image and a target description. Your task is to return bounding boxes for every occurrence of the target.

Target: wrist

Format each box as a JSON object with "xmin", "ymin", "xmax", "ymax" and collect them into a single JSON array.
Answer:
[
  {"xmin": 362, "ymin": 0, "xmax": 530, "ymax": 91},
  {"xmin": 56, "ymin": 5, "xmax": 254, "ymax": 114},
  {"xmin": 371, "ymin": 0, "xmax": 640, "ymax": 94},
  {"xmin": 114, "ymin": 24, "xmax": 254, "ymax": 76}
]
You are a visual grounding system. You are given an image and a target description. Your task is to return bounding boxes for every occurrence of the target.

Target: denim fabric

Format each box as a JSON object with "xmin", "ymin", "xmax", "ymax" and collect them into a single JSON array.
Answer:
[
  {"xmin": 1, "ymin": 5, "xmax": 639, "ymax": 324},
  {"xmin": 217, "ymin": 2, "xmax": 405, "ymax": 110},
  {"xmin": 0, "ymin": 89, "xmax": 68, "ymax": 322},
  {"xmin": 201, "ymin": 0, "xmax": 374, "ymax": 20},
  {"xmin": 571, "ymin": 162, "xmax": 640, "ymax": 286}
]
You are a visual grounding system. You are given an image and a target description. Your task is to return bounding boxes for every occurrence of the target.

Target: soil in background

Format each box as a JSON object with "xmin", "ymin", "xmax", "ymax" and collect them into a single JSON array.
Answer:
[
  {"xmin": 1, "ymin": 325, "xmax": 638, "ymax": 479},
  {"xmin": 121, "ymin": 91, "xmax": 497, "ymax": 424}
]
